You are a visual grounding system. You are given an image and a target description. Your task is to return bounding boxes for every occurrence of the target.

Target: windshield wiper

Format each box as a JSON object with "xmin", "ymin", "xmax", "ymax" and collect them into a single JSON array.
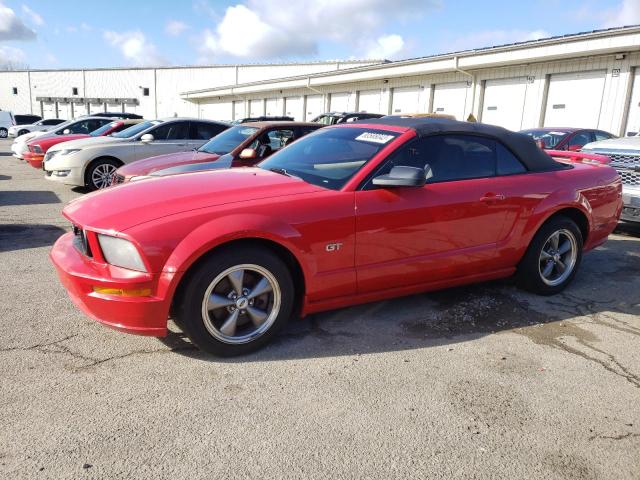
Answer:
[{"xmin": 268, "ymin": 168, "xmax": 301, "ymax": 180}]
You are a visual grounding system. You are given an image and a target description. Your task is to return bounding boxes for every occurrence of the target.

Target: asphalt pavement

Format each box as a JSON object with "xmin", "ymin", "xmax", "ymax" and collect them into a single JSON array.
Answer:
[{"xmin": 0, "ymin": 139, "xmax": 639, "ymax": 479}]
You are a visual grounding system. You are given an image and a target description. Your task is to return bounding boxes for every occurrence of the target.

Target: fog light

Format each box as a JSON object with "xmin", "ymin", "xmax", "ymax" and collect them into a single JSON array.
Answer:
[
  {"xmin": 54, "ymin": 170, "xmax": 71, "ymax": 177},
  {"xmin": 93, "ymin": 286, "xmax": 151, "ymax": 297}
]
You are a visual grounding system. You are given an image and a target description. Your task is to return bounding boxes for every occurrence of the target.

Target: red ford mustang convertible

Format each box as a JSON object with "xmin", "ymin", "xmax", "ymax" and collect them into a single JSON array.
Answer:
[{"xmin": 51, "ymin": 118, "xmax": 622, "ymax": 356}]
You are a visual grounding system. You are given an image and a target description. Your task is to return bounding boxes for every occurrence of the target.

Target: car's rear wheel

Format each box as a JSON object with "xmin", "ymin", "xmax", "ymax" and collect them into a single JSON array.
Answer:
[
  {"xmin": 18, "ymin": 129, "xmax": 29, "ymax": 136},
  {"xmin": 177, "ymin": 247, "xmax": 295, "ymax": 356},
  {"xmin": 0, "ymin": 128, "xmax": 7, "ymax": 138},
  {"xmin": 517, "ymin": 216, "xmax": 583, "ymax": 295},
  {"xmin": 86, "ymin": 159, "xmax": 120, "ymax": 191}
]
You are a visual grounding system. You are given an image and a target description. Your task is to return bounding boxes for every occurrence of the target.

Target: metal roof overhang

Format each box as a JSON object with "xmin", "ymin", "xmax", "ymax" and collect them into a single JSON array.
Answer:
[{"xmin": 180, "ymin": 26, "xmax": 640, "ymax": 101}]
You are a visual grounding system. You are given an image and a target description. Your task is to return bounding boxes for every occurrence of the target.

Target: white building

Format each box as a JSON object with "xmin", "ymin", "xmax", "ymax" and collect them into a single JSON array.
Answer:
[{"xmin": 2, "ymin": 25, "xmax": 640, "ymax": 135}]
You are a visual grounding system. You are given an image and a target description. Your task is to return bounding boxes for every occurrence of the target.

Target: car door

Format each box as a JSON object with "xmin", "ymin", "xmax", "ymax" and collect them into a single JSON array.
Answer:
[
  {"xmin": 135, "ymin": 121, "xmax": 190, "ymax": 160},
  {"xmin": 189, "ymin": 121, "xmax": 229, "ymax": 150},
  {"xmin": 354, "ymin": 134, "xmax": 511, "ymax": 293}
]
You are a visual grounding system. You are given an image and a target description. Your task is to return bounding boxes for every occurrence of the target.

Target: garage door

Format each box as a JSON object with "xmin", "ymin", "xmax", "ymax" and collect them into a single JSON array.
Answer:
[
  {"xmin": 201, "ymin": 101, "xmax": 232, "ymax": 122},
  {"xmin": 265, "ymin": 98, "xmax": 281, "ymax": 116},
  {"xmin": 625, "ymin": 69, "xmax": 640, "ymax": 136},
  {"xmin": 482, "ymin": 77, "xmax": 529, "ymax": 131},
  {"xmin": 249, "ymin": 99, "xmax": 264, "ymax": 117},
  {"xmin": 233, "ymin": 100, "xmax": 245, "ymax": 121},
  {"xmin": 358, "ymin": 89, "xmax": 382, "ymax": 114},
  {"xmin": 305, "ymin": 94, "xmax": 324, "ymax": 121},
  {"xmin": 330, "ymin": 92, "xmax": 352, "ymax": 112},
  {"xmin": 544, "ymin": 71, "xmax": 606, "ymax": 128},
  {"xmin": 89, "ymin": 102, "xmax": 105, "ymax": 115},
  {"xmin": 391, "ymin": 86, "xmax": 420, "ymax": 114},
  {"xmin": 433, "ymin": 82, "xmax": 469, "ymax": 120},
  {"xmin": 284, "ymin": 96, "xmax": 303, "ymax": 121},
  {"xmin": 41, "ymin": 102, "xmax": 56, "ymax": 119}
]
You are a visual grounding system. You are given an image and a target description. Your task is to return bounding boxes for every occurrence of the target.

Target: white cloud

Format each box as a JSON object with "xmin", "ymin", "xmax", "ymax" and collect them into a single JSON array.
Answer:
[
  {"xmin": 366, "ymin": 34, "xmax": 405, "ymax": 59},
  {"xmin": 448, "ymin": 29, "xmax": 551, "ymax": 52},
  {"xmin": 0, "ymin": 45, "xmax": 26, "ymax": 69},
  {"xmin": 21, "ymin": 4, "xmax": 43, "ymax": 26},
  {"xmin": 198, "ymin": 0, "xmax": 437, "ymax": 60},
  {"xmin": 0, "ymin": 2, "xmax": 35, "ymax": 40},
  {"xmin": 104, "ymin": 30, "xmax": 167, "ymax": 66},
  {"xmin": 603, "ymin": 0, "xmax": 640, "ymax": 27},
  {"xmin": 165, "ymin": 20, "xmax": 188, "ymax": 36}
]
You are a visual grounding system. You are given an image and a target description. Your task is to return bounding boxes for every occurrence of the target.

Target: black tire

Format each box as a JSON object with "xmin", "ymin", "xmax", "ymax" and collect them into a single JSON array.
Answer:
[
  {"xmin": 18, "ymin": 129, "xmax": 29, "ymax": 136},
  {"xmin": 85, "ymin": 158, "xmax": 120, "ymax": 191},
  {"xmin": 517, "ymin": 216, "xmax": 583, "ymax": 295},
  {"xmin": 177, "ymin": 246, "xmax": 295, "ymax": 356},
  {"xmin": 0, "ymin": 128, "xmax": 7, "ymax": 138}
]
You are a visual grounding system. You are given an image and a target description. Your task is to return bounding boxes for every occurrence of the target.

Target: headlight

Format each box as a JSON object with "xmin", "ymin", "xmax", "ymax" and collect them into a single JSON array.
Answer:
[
  {"xmin": 97, "ymin": 234, "xmax": 147, "ymax": 272},
  {"xmin": 32, "ymin": 144, "xmax": 43, "ymax": 154},
  {"xmin": 58, "ymin": 149, "xmax": 81, "ymax": 156}
]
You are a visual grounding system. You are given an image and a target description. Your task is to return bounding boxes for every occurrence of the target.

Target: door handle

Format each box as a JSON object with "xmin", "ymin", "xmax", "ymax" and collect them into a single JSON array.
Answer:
[{"xmin": 480, "ymin": 193, "xmax": 505, "ymax": 203}]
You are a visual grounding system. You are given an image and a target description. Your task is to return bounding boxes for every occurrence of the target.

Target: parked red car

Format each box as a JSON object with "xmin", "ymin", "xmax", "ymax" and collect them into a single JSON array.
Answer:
[
  {"xmin": 24, "ymin": 119, "xmax": 143, "ymax": 169},
  {"xmin": 51, "ymin": 118, "xmax": 622, "ymax": 356},
  {"xmin": 113, "ymin": 122, "xmax": 323, "ymax": 183},
  {"xmin": 520, "ymin": 127, "xmax": 615, "ymax": 151}
]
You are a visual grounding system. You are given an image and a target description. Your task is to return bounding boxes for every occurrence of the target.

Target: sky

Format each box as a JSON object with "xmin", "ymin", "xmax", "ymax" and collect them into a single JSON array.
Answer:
[{"xmin": 0, "ymin": 0, "xmax": 639, "ymax": 69}]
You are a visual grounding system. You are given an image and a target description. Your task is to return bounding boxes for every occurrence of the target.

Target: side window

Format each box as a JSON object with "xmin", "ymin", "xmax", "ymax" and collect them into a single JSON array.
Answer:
[
  {"xmin": 191, "ymin": 122, "xmax": 227, "ymax": 140},
  {"xmin": 568, "ymin": 131, "xmax": 592, "ymax": 148},
  {"xmin": 298, "ymin": 127, "xmax": 320, "ymax": 137},
  {"xmin": 594, "ymin": 131, "xmax": 612, "ymax": 142},
  {"xmin": 43, "ymin": 119, "xmax": 60, "ymax": 125},
  {"xmin": 150, "ymin": 122, "xmax": 190, "ymax": 140},
  {"xmin": 496, "ymin": 143, "xmax": 526, "ymax": 175},
  {"xmin": 87, "ymin": 119, "xmax": 110, "ymax": 132},
  {"xmin": 266, "ymin": 129, "xmax": 295, "ymax": 150},
  {"xmin": 67, "ymin": 120, "xmax": 92, "ymax": 134}
]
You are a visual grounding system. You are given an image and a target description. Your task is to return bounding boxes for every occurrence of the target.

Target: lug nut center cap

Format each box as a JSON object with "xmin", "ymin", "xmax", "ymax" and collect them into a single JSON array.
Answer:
[{"xmin": 235, "ymin": 297, "xmax": 249, "ymax": 309}]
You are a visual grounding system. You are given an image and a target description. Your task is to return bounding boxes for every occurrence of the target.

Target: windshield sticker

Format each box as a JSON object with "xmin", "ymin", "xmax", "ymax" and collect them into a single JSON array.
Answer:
[{"xmin": 355, "ymin": 132, "xmax": 395, "ymax": 144}]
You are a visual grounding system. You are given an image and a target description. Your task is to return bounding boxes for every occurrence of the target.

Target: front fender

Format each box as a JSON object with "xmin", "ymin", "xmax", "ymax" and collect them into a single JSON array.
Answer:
[{"xmin": 155, "ymin": 213, "xmax": 309, "ymax": 302}]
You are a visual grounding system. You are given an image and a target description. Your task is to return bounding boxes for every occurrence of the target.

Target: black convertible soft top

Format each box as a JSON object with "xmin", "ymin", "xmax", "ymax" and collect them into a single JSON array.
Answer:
[{"xmin": 358, "ymin": 117, "xmax": 565, "ymax": 172}]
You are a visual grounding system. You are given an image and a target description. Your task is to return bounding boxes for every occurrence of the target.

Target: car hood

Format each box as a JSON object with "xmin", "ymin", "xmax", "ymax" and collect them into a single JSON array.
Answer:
[
  {"xmin": 48, "ymin": 135, "xmax": 127, "ymax": 152},
  {"xmin": 117, "ymin": 151, "xmax": 220, "ymax": 177},
  {"xmin": 29, "ymin": 134, "xmax": 88, "ymax": 147},
  {"xmin": 15, "ymin": 131, "xmax": 46, "ymax": 143},
  {"xmin": 582, "ymin": 136, "xmax": 640, "ymax": 152},
  {"xmin": 63, "ymin": 167, "xmax": 324, "ymax": 232}
]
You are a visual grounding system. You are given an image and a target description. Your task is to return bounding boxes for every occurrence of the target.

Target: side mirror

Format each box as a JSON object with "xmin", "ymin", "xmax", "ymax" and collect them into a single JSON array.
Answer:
[
  {"xmin": 239, "ymin": 148, "xmax": 258, "ymax": 160},
  {"xmin": 63, "ymin": 129, "xmax": 71, "ymax": 135},
  {"xmin": 140, "ymin": 133, "xmax": 154, "ymax": 143},
  {"xmin": 567, "ymin": 144, "xmax": 581, "ymax": 152},
  {"xmin": 372, "ymin": 166, "xmax": 426, "ymax": 188}
]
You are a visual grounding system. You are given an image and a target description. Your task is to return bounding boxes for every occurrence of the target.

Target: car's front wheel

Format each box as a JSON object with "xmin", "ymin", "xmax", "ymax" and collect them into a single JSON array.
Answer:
[
  {"xmin": 0, "ymin": 128, "xmax": 7, "ymax": 138},
  {"xmin": 177, "ymin": 246, "xmax": 295, "ymax": 356},
  {"xmin": 18, "ymin": 129, "xmax": 29, "ymax": 136},
  {"xmin": 517, "ymin": 216, "xmax": 583, "ymax": 295},
  {"xmin": 86, "ymin": 159, "xmax": 120, "ymax": 191}
]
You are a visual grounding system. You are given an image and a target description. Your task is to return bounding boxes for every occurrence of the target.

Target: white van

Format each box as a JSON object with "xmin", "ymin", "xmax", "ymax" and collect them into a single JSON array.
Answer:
[{"xmin": 0, "ymin": 111, "xmax": 16, "ymax": 138}]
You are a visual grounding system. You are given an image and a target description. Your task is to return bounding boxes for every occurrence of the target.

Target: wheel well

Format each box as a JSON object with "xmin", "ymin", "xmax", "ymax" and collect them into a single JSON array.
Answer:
[
  {"xmin": 545, "ymin": 207, "xmax": 589, "ymax": 243},
  {"xmin": 84, "ymin": 156, "xmax": 123, "ymax": 185},
  {"xmin": 170, "ymin": 238, "xmax": 306, "ymax": 319}
]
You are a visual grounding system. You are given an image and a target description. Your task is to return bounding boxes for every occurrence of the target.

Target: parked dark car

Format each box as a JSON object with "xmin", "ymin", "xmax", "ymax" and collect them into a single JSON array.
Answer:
[
  {"xmin": 232, "ymin": 116, "xmax": 294, "ymax": 124},
  {"xmin": 312, "ymin": 111, "xmax": 384, "ymax": 125},
  {"xmin": 14, "ymin": 114, "xmax": 42, "ymax": 125},
  {"xmin": 100, "ymin": 112, "xmax": 143, "ymax": 119},
  {"xmin": 520, "ymin": 128, "xmax": 616, "ymax": 151}
]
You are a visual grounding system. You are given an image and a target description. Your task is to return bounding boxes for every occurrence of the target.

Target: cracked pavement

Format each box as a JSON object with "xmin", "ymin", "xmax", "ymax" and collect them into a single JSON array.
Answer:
[{"xmin": 0, "ymin": 139, "xmax": 639, "ymax": 479}]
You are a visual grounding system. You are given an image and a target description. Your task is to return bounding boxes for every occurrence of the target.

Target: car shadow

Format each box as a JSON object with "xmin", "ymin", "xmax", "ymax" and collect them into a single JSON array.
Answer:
[
  {"xmin": 0, "ymin": 151, "xmax": 13, "ymax": 157},
  {"xmin": 0, "ymin": 175, "xmax": 11, "ymax": 180},
  {"xmin": 159, "ymin": 235, "xmax": 640, "ymax": 362},
  {"xmin": 0, "ymin": 224, "xmax": 67, "ymax": 252},
  {"xmin": 0, "ymin": 191, "xmax": 60, "ymax": 206}
]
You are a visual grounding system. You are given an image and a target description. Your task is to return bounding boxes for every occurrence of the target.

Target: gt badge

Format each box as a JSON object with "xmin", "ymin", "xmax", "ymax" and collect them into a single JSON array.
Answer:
[{"xmin": 326, "ymin": 243, "xmax": 343, "ymax": 252}]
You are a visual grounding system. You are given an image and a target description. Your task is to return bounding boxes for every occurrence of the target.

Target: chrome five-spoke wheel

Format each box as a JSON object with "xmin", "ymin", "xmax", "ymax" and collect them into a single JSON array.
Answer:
[
  {"xmin": 201, "ymin": 264, "xmax": 281, "ymax": 345},
  {"xmin": 538, "ymin": 228, "xmax": 578, "ymax": 287}
]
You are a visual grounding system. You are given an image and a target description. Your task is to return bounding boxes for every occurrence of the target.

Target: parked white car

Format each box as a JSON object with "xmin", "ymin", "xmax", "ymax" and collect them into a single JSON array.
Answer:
[
  {"xmin": 8, "ymin": 118, "xmax": 65, "ymax": 138},
  {"xmin": 582, "ymin": 136, "xmax": 640, "ymax": 224},
  {"xmin": 44, "ymin": 118, "xmax": 229, "ymax": 190},
  {"xmin": 11, "ymin": 117, "xmax": 113, "ymax": 159}
]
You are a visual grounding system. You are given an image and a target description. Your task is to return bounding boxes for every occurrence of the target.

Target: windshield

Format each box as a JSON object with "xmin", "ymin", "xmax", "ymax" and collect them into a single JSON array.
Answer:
[
  {"xmin": 521, "ymin": 129, "xmax": 569, "ymax": 149},
  {"xmin": 90, "ymin": 121, "xmax": 119, "ymax": 137},
  {"xmin": 259, "ymin": 127, "xmax": 399, "ymax": 190},
  {"xmin": 112, "ymin": 120, "xmax": 160, "ymax": 138},
  {"xmin": 198, "ymin": 125, "xmax": 259, "ymax": 154}
]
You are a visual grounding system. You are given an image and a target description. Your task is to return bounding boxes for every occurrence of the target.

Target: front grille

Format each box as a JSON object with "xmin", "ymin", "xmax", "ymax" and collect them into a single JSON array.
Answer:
[
  {"xmin": 72, "ymin": 225, "xmax": 92, "ymax": 258},
  {"xmin": 608, "ymin": 152, "xmax": 640, "ymax": 168},
  {"xmin": 112, "ymin": 174, "xmax": 125, "ymax": 185},
  {"xmin": 593, "ymin": 151, "xmax": 640, "ymax": 187},
  {"xmin": 619, "ymin": 169, "xmax": 640, "ymax": 186}
]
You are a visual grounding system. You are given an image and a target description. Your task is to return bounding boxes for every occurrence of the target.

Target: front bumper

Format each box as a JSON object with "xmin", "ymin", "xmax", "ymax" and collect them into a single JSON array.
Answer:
[
  {"xmin": 11, "ymin": 142, "xmax": 26, "ymax": 159},
  {"xmin": 50, "ymin": 232, "xmax": 170, "ymax": 336},
  {"xmin": 23, "ymin": 151, "xmax": 44, "ymax": 169},
  {"xmin": 621, "ymin": 185, "xmax": 640, "ymax": 223}
]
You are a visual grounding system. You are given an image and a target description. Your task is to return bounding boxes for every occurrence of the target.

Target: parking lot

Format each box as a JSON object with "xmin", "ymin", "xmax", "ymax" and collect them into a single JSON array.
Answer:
[{"xmin": 0, "ymin": 136, "xmax": 639, "ymax": 478}]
